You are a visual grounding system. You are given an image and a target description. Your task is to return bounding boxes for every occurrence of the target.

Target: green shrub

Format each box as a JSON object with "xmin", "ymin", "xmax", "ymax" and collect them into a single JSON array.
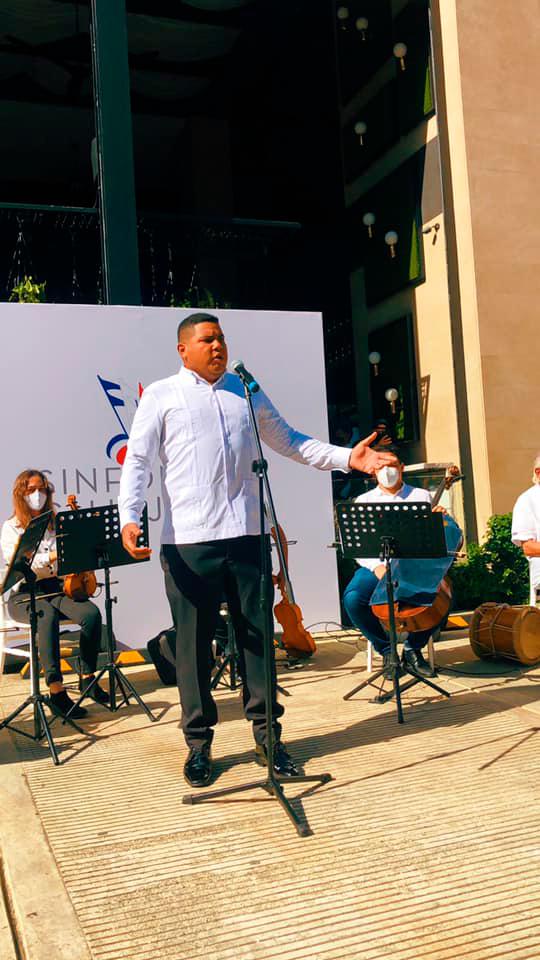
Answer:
[
  {"xmin": 451, "ymin": 513, "xmax": 529, "ymax": 611},
  {"xmin": 9, "ymin": 276, "xmax": 46, "ymax": 303}
]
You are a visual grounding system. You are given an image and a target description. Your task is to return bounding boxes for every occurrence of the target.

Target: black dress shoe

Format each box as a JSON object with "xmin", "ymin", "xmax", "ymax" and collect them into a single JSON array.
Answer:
[
  {"xmin": 48, "ymin": 689, "xmax": 88, "ymax": 720},
  {"xmin": 255, "ymin": 741, "xmax": 299, "ymax": 777},
  {"xmin": 79, "ymin": 676, "xmax": 110, "ymax": 705},
  {"xmin": 183, "ymin": 745, "xmax": 212, "ymax": 788},
  {"xmin": 382, "ymin": 652, "xmax": 405, "ymax": 680},
  {"xmin": 402, "ymin": 648, "xmax": 437, "ymax": 678}
]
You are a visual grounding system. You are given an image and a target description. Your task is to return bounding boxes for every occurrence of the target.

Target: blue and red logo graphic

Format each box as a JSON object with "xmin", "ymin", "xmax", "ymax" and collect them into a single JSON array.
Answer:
[{"xmin": 97, "ymin": 375, "xmax": 144, "ymax": 465}]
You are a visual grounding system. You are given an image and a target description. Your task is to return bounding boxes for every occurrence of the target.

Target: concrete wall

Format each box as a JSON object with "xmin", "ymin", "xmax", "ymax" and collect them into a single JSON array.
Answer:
[
  {"xmin": 454, "ymin": 0, "xmax": 540, "ymax": 514},
  {"xmin": 412, "ymin": 157, "xmax": 460, "ymax": 468}
]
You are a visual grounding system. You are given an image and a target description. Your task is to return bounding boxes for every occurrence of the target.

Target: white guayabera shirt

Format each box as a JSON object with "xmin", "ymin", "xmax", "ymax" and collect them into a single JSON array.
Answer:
[
  {"xmin": 512, "ymin": 484, "xmax": 540, "ymax": 603},
  {"xmin": 118, "ymin": 366, "xmax": 351, "ymax": 545},
  {"xmin": 0, "ymin": 517, "xmax": 57, "ymax": 595}
]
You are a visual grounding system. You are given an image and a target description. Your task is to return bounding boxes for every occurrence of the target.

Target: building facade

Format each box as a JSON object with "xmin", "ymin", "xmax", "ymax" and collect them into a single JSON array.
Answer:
[{"xmin": 1, "ymin": 0, "xmax": 537, "ymax": 541}]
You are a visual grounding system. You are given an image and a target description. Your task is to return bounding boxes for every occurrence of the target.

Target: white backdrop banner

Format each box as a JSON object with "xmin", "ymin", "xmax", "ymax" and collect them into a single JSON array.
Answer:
[{"xmin": 0, "ymin": 303, "xmax": 342, "ymax": 648}]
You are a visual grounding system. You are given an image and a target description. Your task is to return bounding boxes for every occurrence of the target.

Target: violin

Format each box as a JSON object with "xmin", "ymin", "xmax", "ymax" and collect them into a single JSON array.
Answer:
[
  {"xmin": 271, "ymin": 524, "xmax": 316, "ymax": 658},
  {"xmin": 371, "ymin": 465, "xmax": 464, "ymax": 633},
  {"xmin": 61, "ymin": 495, "xmax": 98, "ymax": 601}
]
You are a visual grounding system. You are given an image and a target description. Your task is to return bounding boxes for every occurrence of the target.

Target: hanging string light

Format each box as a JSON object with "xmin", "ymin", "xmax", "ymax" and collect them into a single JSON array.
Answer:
[
  {"xmin": 147, "ymin": 227, "xmax": 158, "ymax": 304},
  {"xmin": 96, "ymin": 264, "xmax": 103, "ymax": 305},
  {"xmin": 71, "ymin": 227, "xmax": 81, "ymax": 301},
  {"xmin": 163, "ymin": 240, "xmax": 176, "ymax": 306},
  {"xmin": 6, "ymin": 216, "xmax": 30, "ymax": 296}
]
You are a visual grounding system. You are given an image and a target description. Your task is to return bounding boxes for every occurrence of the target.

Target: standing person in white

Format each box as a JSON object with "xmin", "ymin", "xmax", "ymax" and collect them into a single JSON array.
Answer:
[
  {"xmin": 511, "ymin": 453, "xmax": 540, "ymax": 604},
  {"xmin": 118, "ymin": 312, "xmax": 397, "ymax": 788}
]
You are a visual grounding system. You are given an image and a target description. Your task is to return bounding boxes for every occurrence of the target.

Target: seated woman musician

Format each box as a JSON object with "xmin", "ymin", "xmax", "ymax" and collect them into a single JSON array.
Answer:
[
  {"xmin": 343, "ymin": 451, "xmax": 456, "ymax": 679},
  {"xmin": 0, "ymin": 469, "xmax": 108, "ymax": 718}
]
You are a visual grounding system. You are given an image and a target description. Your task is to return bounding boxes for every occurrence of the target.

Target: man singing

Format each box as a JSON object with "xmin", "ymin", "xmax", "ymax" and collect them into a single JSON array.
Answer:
[{"xmin": 119, "ymin": 312, "xmax": 396, "ymax": 787}]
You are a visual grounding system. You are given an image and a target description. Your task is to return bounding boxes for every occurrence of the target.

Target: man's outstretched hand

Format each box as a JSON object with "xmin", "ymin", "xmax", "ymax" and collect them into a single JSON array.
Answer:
[
  {"xmin": 348, "ymin": 431, "xmax": 399, "ymax": 475},
  {"xmin": 121, "ymin": 522, "xmax": 152, "ymax": 560}
]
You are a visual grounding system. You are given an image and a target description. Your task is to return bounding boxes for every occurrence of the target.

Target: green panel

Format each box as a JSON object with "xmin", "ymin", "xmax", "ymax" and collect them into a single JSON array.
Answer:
[
  {"xmin": 394, "ymin": 0, "xmax": 435, "ymax": 135},
  {"xmin": 423, "ymin": 63, "xmax": 434, "ymax": 115},
  {"xmin": 91, "ymin": 0, "xmax": 141, "ymax": 304},
  {"xmin": 409, "ymin": 218, "xmax": 420, "ymax": 282}
]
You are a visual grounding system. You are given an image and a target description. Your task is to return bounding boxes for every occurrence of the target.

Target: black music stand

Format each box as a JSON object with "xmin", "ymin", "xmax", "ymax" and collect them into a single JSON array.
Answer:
[
  {"xmin": 183, "ymin": 381, "xmax": 332, "ymax": 837},
  {"xmin": 336, "ymin": 501, "xmax": 451, "ymax": 724},
  {"xmin": 0, "ymin": 512, "xmax": 85, "ymax": 765},
  {"xmin": 55, "ymin": 504, "xmax": 156, "ymax": 721}
]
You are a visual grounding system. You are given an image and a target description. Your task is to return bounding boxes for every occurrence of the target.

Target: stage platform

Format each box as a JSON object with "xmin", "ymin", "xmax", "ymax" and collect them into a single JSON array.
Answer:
[{"xmin": 1, "ymin": 627, "xmax": 540, "ymax": 960}]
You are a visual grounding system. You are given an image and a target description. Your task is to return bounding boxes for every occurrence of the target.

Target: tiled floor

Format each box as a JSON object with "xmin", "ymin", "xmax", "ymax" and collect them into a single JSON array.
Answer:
[{"xmin": 2, "ymin": 632, "xmax": 540, "ymax": 960}]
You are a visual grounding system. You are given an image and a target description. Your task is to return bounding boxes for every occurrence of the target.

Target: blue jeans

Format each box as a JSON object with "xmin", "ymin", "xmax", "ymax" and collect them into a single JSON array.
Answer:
[{"xmin": 343, "ymin": 567, "xmax": 434, "ymax": 655}]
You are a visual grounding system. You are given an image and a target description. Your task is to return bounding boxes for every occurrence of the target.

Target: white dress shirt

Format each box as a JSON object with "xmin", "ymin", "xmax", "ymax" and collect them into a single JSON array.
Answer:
[
  {"xmin": 118, "ymin": 366, "xmax": 351, "ymax": 545},
  {"xmin": 353, "ymin": 482, "xmax": 432, "ymax": 571},
  {"xmin": 1, "ymin": 516, "xmax": 57, "ymax": 593},
  {"xmin": 512, "ymin": 484, "xmax": 540, "ymax": 603}
]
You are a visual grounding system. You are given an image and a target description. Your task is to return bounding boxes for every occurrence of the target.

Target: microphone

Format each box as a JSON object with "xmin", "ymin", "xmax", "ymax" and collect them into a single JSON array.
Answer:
[{"xmin": 230, "ymin": 359, "xmax": 260, "ymax": 394}]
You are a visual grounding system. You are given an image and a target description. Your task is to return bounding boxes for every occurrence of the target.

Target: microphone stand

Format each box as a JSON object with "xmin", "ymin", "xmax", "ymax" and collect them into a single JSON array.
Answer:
[{"xmin": 183, "ymin": 374, "xmax": 332, "ymax": 836}]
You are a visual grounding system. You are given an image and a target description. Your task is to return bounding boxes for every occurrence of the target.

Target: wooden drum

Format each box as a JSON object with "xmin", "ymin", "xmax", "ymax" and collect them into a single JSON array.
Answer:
[{"xmin": 469, "ymin": 603, "xmax": 540, "ymax": 666}]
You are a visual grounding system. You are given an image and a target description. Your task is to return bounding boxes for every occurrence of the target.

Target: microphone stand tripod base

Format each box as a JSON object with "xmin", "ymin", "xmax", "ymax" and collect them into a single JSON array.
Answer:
[{"xmin": 182, "ymin": 768, "xmax": 333, "ymax": 838}]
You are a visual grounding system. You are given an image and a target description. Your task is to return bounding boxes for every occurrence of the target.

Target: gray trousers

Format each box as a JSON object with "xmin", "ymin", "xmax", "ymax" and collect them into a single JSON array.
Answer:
[{"xmin": 9, "ymin": 577, "xmax": 102, "ymax": 685}]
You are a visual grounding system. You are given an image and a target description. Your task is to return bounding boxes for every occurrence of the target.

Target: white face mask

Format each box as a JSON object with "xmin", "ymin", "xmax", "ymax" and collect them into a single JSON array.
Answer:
[
  {"xmin": 377, "ymin": 466, "xmax": 401, "ymax": 489},
  {"xmin": 25, "ymin": 489, "xmax": 47, "ymax": 511}
]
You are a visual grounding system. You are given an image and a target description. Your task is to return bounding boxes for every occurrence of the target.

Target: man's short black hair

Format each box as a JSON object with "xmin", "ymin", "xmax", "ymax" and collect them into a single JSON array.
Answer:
[{"xmin": 177, "ymin": 312, "xmax": 220, "ymax": 342}]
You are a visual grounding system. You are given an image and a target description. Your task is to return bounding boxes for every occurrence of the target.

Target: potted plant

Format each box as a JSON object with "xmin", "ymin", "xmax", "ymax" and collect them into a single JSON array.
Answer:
[{"xmin": 9, "ymin": 276, "xmax": 46, "ymax": 303}]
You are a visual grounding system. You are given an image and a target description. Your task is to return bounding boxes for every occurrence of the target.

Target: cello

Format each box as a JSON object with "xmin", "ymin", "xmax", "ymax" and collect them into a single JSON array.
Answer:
[
  {"xmin": 370, "ymin": 466, "xmax": 463, "ymax": 633},
  {"xmin": 270, "ymin": 524, "xmax": 316, "ymax": 658}
]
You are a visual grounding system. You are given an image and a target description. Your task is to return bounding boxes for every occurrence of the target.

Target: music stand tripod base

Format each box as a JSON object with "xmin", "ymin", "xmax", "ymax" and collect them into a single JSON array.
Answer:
[
  {"xmin": 55, "ymin": 504, "xmax": 157, "ymax": 722},
  {"xmin": 0, "ymin": 512, "xmax": 88, "ymax": 766},
  {"xmin": 336, "ymin": 501, "xmax": 451, "ymax": 723},
  {"xmin": 343, "ymin": 662, "xmax": 450, "ymax": 706}
]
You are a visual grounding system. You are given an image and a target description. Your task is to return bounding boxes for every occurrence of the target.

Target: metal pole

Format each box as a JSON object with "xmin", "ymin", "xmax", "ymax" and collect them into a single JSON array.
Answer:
[{"xmin": 90, "ymin": 0, "xmax": 141, "ymax": 305}]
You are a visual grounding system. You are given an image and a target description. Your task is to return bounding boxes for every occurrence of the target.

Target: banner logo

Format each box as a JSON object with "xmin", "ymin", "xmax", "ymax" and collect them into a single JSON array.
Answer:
[{"xmin": 97, "ymin": 376, "xmax": 144, "ymax": 465}]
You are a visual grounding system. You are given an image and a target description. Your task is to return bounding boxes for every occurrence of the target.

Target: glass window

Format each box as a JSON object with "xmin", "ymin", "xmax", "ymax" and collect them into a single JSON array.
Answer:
[{"xmin": 0, "ymin": 1, "xmax": 99, "ymax": 303}]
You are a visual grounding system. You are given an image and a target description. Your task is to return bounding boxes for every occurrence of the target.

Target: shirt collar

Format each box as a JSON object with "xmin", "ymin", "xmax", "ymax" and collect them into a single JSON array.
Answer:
[
  {"xmin": 179, "ymin": 365, "xmax": 226, "ymax": 389},
  {"xmin": 376, "ymin": 482, "xmax": 407, "ymax": 496}
]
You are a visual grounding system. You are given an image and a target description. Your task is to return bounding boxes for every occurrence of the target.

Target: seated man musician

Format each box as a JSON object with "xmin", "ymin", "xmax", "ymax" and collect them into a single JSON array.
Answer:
[{"xmin": 343, "ymin": 452, "xmax": 449, "ymax": 679}]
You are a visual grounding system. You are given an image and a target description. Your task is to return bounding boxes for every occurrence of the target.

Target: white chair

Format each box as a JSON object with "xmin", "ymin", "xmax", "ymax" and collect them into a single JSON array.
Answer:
[
  {"xmin": 0, "ymin": 593, "xmax": 32, "ymax": 676},
  {"xmin": 1, "ymin": 593, "xmax": 78, "ymax": 680}
]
